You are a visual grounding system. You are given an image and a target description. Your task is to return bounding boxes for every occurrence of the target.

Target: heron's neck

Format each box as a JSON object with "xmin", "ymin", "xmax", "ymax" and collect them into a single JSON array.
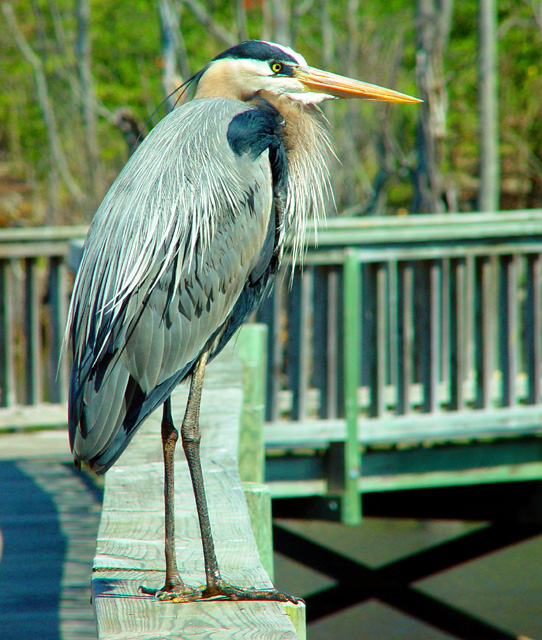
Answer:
[{"xmin": 262, "ymin": 93, "xmax": 334, "ymax": 264}]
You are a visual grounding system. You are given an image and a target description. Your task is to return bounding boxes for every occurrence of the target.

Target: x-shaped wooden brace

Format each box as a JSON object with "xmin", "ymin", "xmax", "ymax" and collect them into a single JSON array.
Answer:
[{"xmin": 273, "ymin": 523, "xmax": 542, "ymax": 640}]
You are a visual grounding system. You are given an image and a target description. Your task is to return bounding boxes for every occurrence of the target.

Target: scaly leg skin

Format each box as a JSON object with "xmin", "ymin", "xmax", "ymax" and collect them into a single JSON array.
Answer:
[
  {"xmin": 143, "ymin": 351, "xmax": 300, "ymax": 604},
  {"xmin": 139, "ymin": 398, "xmax": 202, "ymax": 600}
]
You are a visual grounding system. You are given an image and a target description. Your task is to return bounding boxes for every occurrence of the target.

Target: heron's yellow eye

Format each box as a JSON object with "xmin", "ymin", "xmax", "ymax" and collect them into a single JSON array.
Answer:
[{"xmin": 271, "ymin": 62, "xmax": 283, "ymax": 74}]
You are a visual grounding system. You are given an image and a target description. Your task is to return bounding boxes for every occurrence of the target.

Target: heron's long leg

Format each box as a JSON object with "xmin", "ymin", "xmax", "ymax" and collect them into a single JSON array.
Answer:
[
  {"xmin": 143, "ymin": 349, "xmax": 298, "ymax": 603},
  {"xmin": 179, "ymin": 349, "xmax": 221, "ymax": 588},
  {"xmin": 179, "ymin": 349, "xmax": 299, "ymax": 603},
  {"xmin": 139, "ymin": 398, "xmax": 200, "ymax": 598},
  {"xmin": 161, "ymin": 398, "xmax": 185, "ymax": 591}
]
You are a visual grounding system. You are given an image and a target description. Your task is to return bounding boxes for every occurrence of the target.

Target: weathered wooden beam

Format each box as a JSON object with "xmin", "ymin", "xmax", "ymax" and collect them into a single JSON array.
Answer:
[
  {"xmin": 92, "ymin": 342, "xmax": 303, "ymax": 639},
  {"xmin": 0, "ymin": 259, "xmax": 15, "ymax": 408},
  {"xmin": 341, "ymin": 250, "xmax": 362, "ymax": 524},
  {"xmin": 237, "ymin": 324, "xmax": 267, "ymax": 485},
  {"xmin": 0, "ymin": 403, "xmax": 67, "ymax": 431},
  {"xmin": 264, "ymin": 404, "xmax": 542, "ymax": 448}
]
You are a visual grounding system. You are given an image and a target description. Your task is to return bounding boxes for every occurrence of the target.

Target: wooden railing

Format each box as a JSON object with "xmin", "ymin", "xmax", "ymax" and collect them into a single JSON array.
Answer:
[
  {"xmin": 2, "ymin": 213, "xmax": 542, "ymax": 518},
  {"xmin": 259, "ymin": 211, "xmax": 542, "ymax": 419},
  {"xmin": 257, "ymin": 211, "xmax": 542, "ymax": 521},
  {"xmin": 0, "ymin": 226, "xmax": 86, "ymax": 429}
]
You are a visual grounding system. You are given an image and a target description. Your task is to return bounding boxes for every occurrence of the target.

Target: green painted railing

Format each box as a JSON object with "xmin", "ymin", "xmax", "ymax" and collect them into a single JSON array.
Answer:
[{"xmin": 257, "ymin": 211, "xmax": 542, "ymax": 521}]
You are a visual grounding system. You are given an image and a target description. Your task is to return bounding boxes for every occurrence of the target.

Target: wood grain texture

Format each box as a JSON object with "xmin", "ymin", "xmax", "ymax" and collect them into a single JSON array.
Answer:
[{"xmin": 92, "ymin": 343, "xmax": 300, "ymax": 639}]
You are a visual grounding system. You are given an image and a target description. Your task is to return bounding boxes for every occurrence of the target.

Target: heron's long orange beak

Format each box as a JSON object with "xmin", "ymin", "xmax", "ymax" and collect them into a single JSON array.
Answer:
[{"xmin": 295, "ymin": 66, "xmax": 422, "ymax": 103}]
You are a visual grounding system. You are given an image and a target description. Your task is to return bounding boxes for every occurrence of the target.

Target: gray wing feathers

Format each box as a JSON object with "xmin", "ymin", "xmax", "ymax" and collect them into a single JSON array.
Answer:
[{"xmin": 67, "ymin": 98, "xmax": 273, "ymax": 466}]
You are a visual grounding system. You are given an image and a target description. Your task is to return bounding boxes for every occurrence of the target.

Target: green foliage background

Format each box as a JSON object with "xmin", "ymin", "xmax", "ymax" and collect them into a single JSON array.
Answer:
[{"xmin": 0, "ymin": 0, "xmax": 541, "ymax": 225}]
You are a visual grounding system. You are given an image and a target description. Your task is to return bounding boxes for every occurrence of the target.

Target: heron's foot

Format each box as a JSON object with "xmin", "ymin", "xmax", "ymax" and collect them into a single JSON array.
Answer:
[
  {"xmin": 139, "ymin": 579, "xmax": 204, "ymax": 602},
  {"xmin": 201, "ymin": 578, "xmax": 302, "ymax": 604},
  {"xmin": 140, "ymin": 577, "xmax": 301, "ymax": 604}
]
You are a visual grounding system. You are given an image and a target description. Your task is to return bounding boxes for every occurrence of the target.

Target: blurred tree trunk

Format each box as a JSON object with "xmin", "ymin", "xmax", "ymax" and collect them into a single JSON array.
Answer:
[
  {"xmin": 320, "ymin": 0, "xmax": 334, "ymax": 68},
  {"xmin": 413, "ymin": 0, "xmax": 453, "ymax": 213},
  {"xmin": 236, "ymin": 0, "xmax": 249, "ymax": 42},
  {"xmin": 158, "ymin": 0, "xmax": 181, "ymax": 110},
  {"xmin": 477, "ymin": 0, "xmax": 500, "ymax": 211},
  {"xmin": 2, "ymin": 2, "xmax": 83, "ymax": 218},
  {"xmin": 75, "ymin": 0, "xmax": 103, "ymax": 206},
  {"xmin": 268, "ymin": 0, "xmax": 291, "ymax": 45},
  {"xmin": 179, "ymin": 0, "xmax": 236, "ymax": 47}
]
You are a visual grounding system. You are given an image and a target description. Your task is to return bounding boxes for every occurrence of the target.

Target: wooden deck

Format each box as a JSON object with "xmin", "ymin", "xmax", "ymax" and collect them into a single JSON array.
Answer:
[
  {"xmin": 92, "ymin": 340, "xmax": 303, "ymax": 639},
  {"xmin": 0, "ymin": 457, "xmax": 101, "ymax": 639}
]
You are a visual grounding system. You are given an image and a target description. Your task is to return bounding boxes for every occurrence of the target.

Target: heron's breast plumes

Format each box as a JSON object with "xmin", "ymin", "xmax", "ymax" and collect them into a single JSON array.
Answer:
[{"xmin": 276, "ymin": 99, "xmax": 335, "ymax": 265}]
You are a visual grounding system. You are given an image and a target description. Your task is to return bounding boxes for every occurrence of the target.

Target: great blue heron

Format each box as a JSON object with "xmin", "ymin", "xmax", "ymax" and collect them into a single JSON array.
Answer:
[{"xmin": 66, "ymin": 40, "xmax": 420, "ymax": 602}]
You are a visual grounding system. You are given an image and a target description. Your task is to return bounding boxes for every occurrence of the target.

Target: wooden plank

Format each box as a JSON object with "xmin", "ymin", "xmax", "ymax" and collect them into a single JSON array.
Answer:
[
  {"xmin": 465, "ymin": 254, "xmax": 476, "ymax": 393},
  {"xmin": 0, "ymin": 259, "xmax": 16, "ymax": 407},
  {"xmin": 440, "ymin": 258, "xmax": 450, "ymax": 387},
  {"xmin": 342, "ymin": 250, "xmax": 361, "ymax": 524},
  {"xmin": 375, "ymin": 262, "xmax": 388, "ymax": 417},
  {"xmin": 499, "ymin": 254, "xmax": 519, "ymax": 407},
  {"xmin": 301, "ymin": 209, "xmax": 542, "ymax": 247},
  {"xmin": 0, "ymin": 241, "xmax": 72, "ymax": 259},
  {"xmin": 327, "ymin": 268, "xmax": 340, "ymax": 419},
  {"xmin": 257, "ymin": 273, "xmax": 283, "ymax": 423},
  {"xmin": 24, "ymin": 257, "xmax": 42, "ymax": 405},
  {"xmin": 264, "ymin": 404, "xmax": 542, "ymax": 448},
  {"xmin": 237, "ymin": 324, "xmax": 267, "ymax": 484},
  {"xmin": 312, "ymin": 266, "xmax": 330, "ymax": 418},
  {"xmin": 0, "ymin": 428, "xmax": 71, "ymax": 459},
  {"xmin": 0, "ymin": 224, "xmax": 88, "ymax": 243},
  {"xmin": 367, "ymin": 262, "xmax": 388, "ymax": 418},
  {"xmin": 3, "ymin": 210, "xmax": 542, "ymax": 254},
  {"xmin": 286, "ymin": 267, "xmax": 312, "ymax": 420},
  {"xmin": 47, "ymin": 257, "xmax": 68, "ymax": 403},
  {"xmin": 396, "ymin": 262, "xmax": 414, "ymax": 414},
  {"xmin": 388, "ymin": 260, "xmax": 398, "ymax": 392},
  {"xmin": 243, "ymin": 482, "xmax": 274, "ymax": 581},
  {"xmin": 420, "ymin": 260, "xmax": 441, "ymax": 413},
  {"xmin": 0, "ymin": 402, "xmax": 67, "ymax": 431},
  {"xmin": 449, "ymin": 258, "xmax": 467, "ymax": 410},
  {"xmin": 525, "ymin": 253, "xmax": 542, "ymax": 405},
  {"xmin": 358, "ymin": 461, "xmax": 542, "ymax": 493},
  {"xmin": 474, "ymin": 256, "xmax": 493, "ymax": 409},
  {"xmin": 335, "ymin": 267, "xmax": 345, "ymax": 419},
  {"xmin": 299, "ymin": 241, "xmax": 542, "ymax": 267},
  {"xmin": 92, "ymin": 344, "xmax": 301, "ymax": 640},
  {"xmin": 364, "ymin": 262, "xmax": 377, "ymax": 415}
]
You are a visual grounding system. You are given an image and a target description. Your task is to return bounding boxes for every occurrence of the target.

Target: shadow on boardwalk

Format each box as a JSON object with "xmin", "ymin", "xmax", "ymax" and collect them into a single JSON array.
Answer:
[{"xmin": 0, "ymin": 458, "xmax": 102, "ymax": 640}]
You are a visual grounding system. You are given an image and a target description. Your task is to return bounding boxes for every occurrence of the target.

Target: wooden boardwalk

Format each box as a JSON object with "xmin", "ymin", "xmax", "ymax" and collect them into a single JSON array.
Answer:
[
  {"xmin": 92, "ymin": 341, "xmax": 303, "ymax": 639},
  {"xmin": 0, "ymin": 457, "xmax": 101, "ymax": 640}
]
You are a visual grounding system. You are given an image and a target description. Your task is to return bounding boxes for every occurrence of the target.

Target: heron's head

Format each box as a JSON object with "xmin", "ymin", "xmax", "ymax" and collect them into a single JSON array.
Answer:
[{"xmin": 181, "ymin": 40, "xmax": 421, "ymax": 107}]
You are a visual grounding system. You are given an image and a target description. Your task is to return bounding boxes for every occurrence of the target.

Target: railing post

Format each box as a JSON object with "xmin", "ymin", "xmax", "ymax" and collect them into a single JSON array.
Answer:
[
  {"xmin": 342, "ymin": 250, "xmax": 362, "ymax": 525},
  {"xmin": 237, "ymin": 323, "xmax": 268, "ymax": 485},
  {"xmin": 236, "ymin": 323, "xmax": 305, "ymax": 637},
  {"xmin": 47, "ymin": 256, "xmax": 68, "ymax": 403},
  {"xmin": 236, "ymin": 323, "xmax": 273, "ymax": 578},
  {"xmin": 0, "ymin": 259, "xmax": 15, "ymax": 408}
]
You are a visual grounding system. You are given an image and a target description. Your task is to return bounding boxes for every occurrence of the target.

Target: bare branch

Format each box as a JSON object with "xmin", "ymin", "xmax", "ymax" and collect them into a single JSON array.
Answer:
[
  {"xmin": 178, "ymin": 0, "xmax": 236, "ymax": 48},
  {"xmin": 2, "ymin": 2, "xmax": 84, "ymax": 206},
  {"xmin": 236, "ymin": 0, "xmax": 248, "ymax": 42},
  {"xmin": 158, "ymin": 0, "xmax": 182, "ymax": 108},
  {"xmin": 75, "ymin": 0, "xmax": 103, "ymax": 199},
  {"xmin": 270, "ymin": 0, "xmax": 292, "ymax": 45}
]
